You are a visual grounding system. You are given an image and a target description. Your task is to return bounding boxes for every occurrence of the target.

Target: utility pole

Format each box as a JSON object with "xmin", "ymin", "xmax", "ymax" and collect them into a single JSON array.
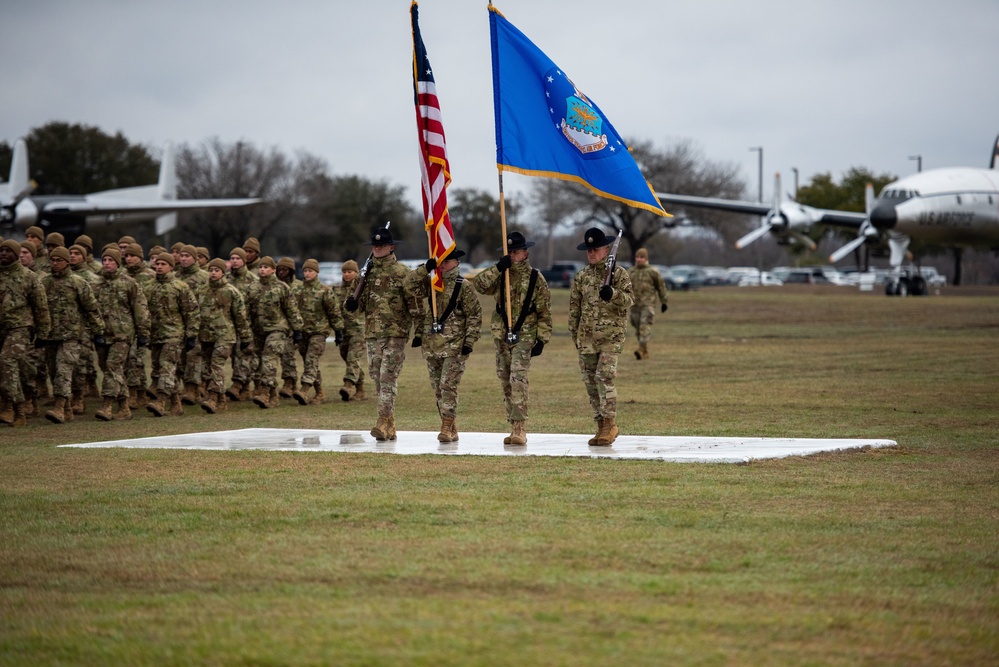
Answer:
[
  {"xmin": 791, "ymin": 167, "xmax": 799, "ymax": 199},
  {"xmin": 749, "ymin": 147, "xmax": 763, "ymax": 202},
  {"xmin": 908, "ymin": 155, "xmax": 923, "ymax": 172}
]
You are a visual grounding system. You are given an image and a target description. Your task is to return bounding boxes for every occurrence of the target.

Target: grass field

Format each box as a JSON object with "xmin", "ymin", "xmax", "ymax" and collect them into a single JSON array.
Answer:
[{"xmin": 1, "ymin": 285, "xmax": 997, "ymax": 665}]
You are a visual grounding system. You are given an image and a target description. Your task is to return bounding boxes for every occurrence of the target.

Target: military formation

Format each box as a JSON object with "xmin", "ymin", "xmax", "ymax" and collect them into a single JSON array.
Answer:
[{"xmin": 0, "ymin": 225, "xmax": 667, "ymax": 447}]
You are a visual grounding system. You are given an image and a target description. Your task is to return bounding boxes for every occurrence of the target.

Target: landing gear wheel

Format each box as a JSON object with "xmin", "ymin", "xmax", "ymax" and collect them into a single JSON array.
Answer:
[
  {"xmin": 885, "ymin": 281, "xmax": 898, "ymax": 296},
  {"xmin": 910, "ymin": 276, "xmax": 927, "ymax": 296},
  {"xmin": 896, "ymin": 278, "xmax": 910, "ymax": 297}
]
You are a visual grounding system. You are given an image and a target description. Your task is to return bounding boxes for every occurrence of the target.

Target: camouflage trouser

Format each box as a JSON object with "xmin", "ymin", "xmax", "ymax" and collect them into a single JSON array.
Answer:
[
  {"xmin": 46, "ymin": 339, "xmax": 82, "ymax": 398},
  {"xmin": 150, "ymin": 341, "xmax": 183, "ymax": 396},
  {"xmin": 31, "ymin": 346, "xmax": 49, "ymax": 397},
  {"xmin": 577, "ymin": 351, "xmax": 620, "ymax": 420},
  {"xmin": 493, "ymin": 336, "xmax": 535, "ymax": 423},
  {"xmin": 126, "ymin": 340, "xmax": 148, "ymax": 389},
  {"xmin": 231, "ymin": 339, "xmax": 258, "ymax": 385},
  {"xmin": 366, "ymin": 337, "xmax": 406, "ymax": 418},
  {"xmin": 181, "ymin": 342, "xmax": 203, "ymax": 385},
  {"xmin": 0, "ymin": 328, "xmax": 31, "ymax": 403},
  {"xmin": 281, "ymin": 335, "xmax": 299, "ymax": 382},
  {"xmin": 97, "ymin": 340, "xmax": 131, "ymax": 399},
  {"xmin": 200, "ymin": 342, "xmax": 233, "ymax": 394},
  {"xmin": 254, "ymin": 331, "xmax": 288, "ymax": 389},
  {"xmin": 339, "ymin": 334, "xmax": 366, "ymax": 386},
  {"xmin": 297, "ymin": 333, "xmax": 326, "ymax": 386},
  {"xmin": 74, "ymin": 337, "xmax": 97, "ymax": 391},
  {"xmin": 629, "ymin": 305, "xmax": 655, "ymax": 344},
  {"xmin": 424, "ymin": 351, "xmax": 468, "ymax": 420}
]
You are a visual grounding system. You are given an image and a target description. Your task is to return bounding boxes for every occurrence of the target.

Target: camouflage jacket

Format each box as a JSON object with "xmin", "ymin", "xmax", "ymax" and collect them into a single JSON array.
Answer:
[
  {"xmin": 472, "ymin": 260, "xmax": 552, "ymax": 345},
  {"xmin": 246, "ymin": 274, "xmax": 304, "ymax": 335},
  {"xmin": 356, "ymin": 254, "xmax": 418, "ymax": 340},
  {"xmin": 146, "ymin": 272, "xmax": 200, "ymax": 343},
  {"xmin": 406, "ymin": 265, "xmax": 482, "ymax": 357},
  {"xmin": 628, "ymin": 264, "xmax": 668, "ymax": 308},
  {"xmin": 199, "ymin": 276, "xmax": 252, "ymax": 345},
  {"xmin": 294, "ymin": 277, "xmax": 343, "ymax": 336},
  {"xmin": 569, "ymin": 259, "xmax": 634, "ymax": 354},
  {"xmin": 33, "ymin": 250, "xmax": 50, "ymax": 275},
  {"xmin": 337, "ymin": 278, "xmax": 364, "ymax": 338},
  {"xmin": 227, "ymin": 265, "xmax": 259, "ymax": 295},
  {"xmin": 95, "ymin": 269, "xmax": 150, "ymax": 342},
  {"xmin": 126, "ymin": 261, "xmax": 156, "ymax": 297},
  {"xmin": 246, "ymin": 258, "xmax": 261, "ymax": 276},
  {"xmin": 41, "ymin": 267, "xmax": 104, "ymax": 341},
  {"xmin": 176, "ymin": 263, "xmax": 209, "ymax": 302},
  {"xmin": 0, "ymin": 260, "xmax": 50, "ymax": 338},
  {"xmin": 71, "ymin": 263, "xmax": 101, "ymax": 335}
]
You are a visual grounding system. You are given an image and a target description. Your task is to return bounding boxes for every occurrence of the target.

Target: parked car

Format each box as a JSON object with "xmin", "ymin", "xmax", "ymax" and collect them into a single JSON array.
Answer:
[
  {"xmin": 726, "ymin": 266, "xmax": 761, "ymax": 285},
  {"xmin": 918, "ymin": 266, "xmax": 947, "ymax": 287},
  {"xmin": 702, "ymin": 266, "xmax": 731, "ymax": 286},
  {"xmin": 317, "ymin": 261, "xmax": 343, "ymax": 287},
  {"xmin": 541, "ymin": 261, "xmax": 585, "ymax": 288},
  {"xmin": 664, "ymin": 265, "xmax": 706, "ymax": 290}
]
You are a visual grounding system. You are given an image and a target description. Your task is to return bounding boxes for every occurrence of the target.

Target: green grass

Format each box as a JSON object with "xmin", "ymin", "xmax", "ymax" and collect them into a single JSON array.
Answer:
[{"xmin": 1, "ymin": 286, "xmax": 997, "ymax": 665}]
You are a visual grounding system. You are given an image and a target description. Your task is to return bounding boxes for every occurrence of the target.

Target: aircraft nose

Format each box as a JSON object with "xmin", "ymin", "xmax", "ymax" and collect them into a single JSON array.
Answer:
[{"xmin": 869, "ymin": 200, "xmax": 897, "ymax": 230}]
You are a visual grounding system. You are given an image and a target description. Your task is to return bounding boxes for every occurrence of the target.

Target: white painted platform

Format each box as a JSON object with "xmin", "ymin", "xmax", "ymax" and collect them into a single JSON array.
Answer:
[{"xmin": 59, "ymin": 428, "xmax": 897, "ymax": 463}]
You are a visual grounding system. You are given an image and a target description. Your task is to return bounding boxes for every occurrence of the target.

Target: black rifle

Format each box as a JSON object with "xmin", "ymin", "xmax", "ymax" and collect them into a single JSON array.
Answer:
[{"xmin": 351, "ymin": 221, "xmax": 391, "ymax": 302}]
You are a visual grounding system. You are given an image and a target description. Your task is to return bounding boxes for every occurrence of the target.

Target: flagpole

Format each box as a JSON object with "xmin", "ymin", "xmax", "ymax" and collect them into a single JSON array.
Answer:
[
  {"xmin": 426, "ymin": 225, "xmax": 440, "ymax": 330},
  {"xmin": 497, "ymin": 169, "xmax": 515, "ymax": 342}
]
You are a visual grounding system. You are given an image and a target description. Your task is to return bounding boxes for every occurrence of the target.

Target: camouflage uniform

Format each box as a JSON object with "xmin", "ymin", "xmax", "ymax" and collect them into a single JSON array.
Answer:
[
  {"xmin": 146, "ymin": 272, "xmax": 200, "ymax": 400},
  {"xmin": 407, "ymin": 263, "xmax": 481, "ymax": 427},
  {"xmin": 70, "ymin": 260, "xmax": 101, "ymax": 397},
  {"xmin": 176, "ymin": 262, "xmax": 209, "ymax": 397},
  {"xmin": 0, "ymin": 258, "xmax": 50, "ymax": 411},
  {"xmin": 354, "ymin": 252, "xmax": 418, "ymax": 422},
  {"xmin": 569, "ymin": 256, "xmax": 634, "ymax": 428},
  {"xmin": 336, "ymin": 275, "xmax": 366, "ymax": 395},
  {"xmin": 278, "ymin": 271, "xmax": 303, "ymax": 394},
  {"xmin": 199, "ymin": 273, "xmax": 252, "ymax": 397},
  {"xmin": 472, "ymin": 259, "xmax": 552, "ymax": 428},
  {"xmin": 292, "ymin": 274, "xmax": 342, "ymax": 392},
  {"xmin": 41, "ymin": 266, "xmax": 104, "ymax": 401},
  {"xmin": 227, "ymin": 265, "xmax": 260, "ymax": 393},
  {"xmin": 628, "ymin": 261, "xmax": 668, "ymax": 357},
  {"xmin": 245, "ymin": 273, "xmax": 303, "ymax": 394},
  {"xmin": 94, "ymin": 267, "xmax": 150, "ymax": 402},
  {"xmin": 125, "ymin": 259, "xmax": 156, "ymax": 394}
]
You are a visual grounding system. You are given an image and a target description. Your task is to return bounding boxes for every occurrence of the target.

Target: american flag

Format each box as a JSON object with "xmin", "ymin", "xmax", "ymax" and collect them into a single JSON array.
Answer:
[{"xmin": 412, "ymin": 1, "xmax": 455, "ymax": 292}]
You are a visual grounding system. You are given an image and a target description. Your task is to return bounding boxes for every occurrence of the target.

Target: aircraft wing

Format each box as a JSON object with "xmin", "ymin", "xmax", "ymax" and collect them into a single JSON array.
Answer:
[
  {"xmin": 42, "ymin": 197, "xmax": 263, "ymax": 217},
  {"xmin": 655, "ymin": 192, "xmax": 867, "ymax": 229}
]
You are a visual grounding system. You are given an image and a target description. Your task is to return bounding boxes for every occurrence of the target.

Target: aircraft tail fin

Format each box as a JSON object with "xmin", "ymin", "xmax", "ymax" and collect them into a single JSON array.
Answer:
[
  {"xmin": 155, "ymin": 142, "xmax": 177, "ymax": 235},
  {"xmin": 8, "ymin": 140, "xmax": 30, "ymax": 196},
  {"xmin": 990, "ymin": 135, "xmax": 999, "ymax": 170}
]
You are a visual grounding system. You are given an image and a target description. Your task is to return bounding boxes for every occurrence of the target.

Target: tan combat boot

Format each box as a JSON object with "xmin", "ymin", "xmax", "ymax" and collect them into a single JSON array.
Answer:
[
  {"xmin": 201, "ymin": 391, "xmax": 220, "ymax": 414},
  {"xmin": 86, "ymin": 376, "xmax": 100, "ymax": 398},
  {"xmin": 639, "ymin": 343, "xmax": 649, "ymax": 360},
  {"xmin": 95, "ymin": 397, "xmax": 115, "ymax": 421},
  {"xmin": 0, "ymin": 399, "xmax": 14, "ymax": 425},
  {"xmin": 438, "ymin": 417, "xmax": 458, "ymax": 443},
  {"xmin": 386, "ymin": 414, "xmax": 397, "ymax": 440},
  {"xmin": 169, "ymin": 392, "xmax": 184, "ymax": 416},
  {"xmin": 225, "ymin": 380, "xmax": 243, "ymax": 401},
  {"xmin": 339, "ymin": 380, "xmax": 356, "ymax": 402},
  {"xmin": 508, "ymin": 420, "xmax": 527, "ymax": 446},
  {"xmin": 71, "ymin": 390, "xmax": 85, "ymax": 415},
  {"xmin": 634, "ymin": 347, "xmax": 642, "ymax": 360},
  {"xmin": 11, "ymin": 402, "xmax": 29, "ymax": 427},
  {"xmin": 293, "ymin": 383, "xmax": 312, "ymax": 406},
  {"xmin": 238, "ymin": 381, "xmax": 255, "ymax": 402},
  {"xmin": 595, "ymin": 417, "xmax": 619, "ymax": 446},
  {"xmin": 135, "ymin": 386, "xmax": 150, "ymax": 409},
  {"xmin": 24, "ymin": 396, "xmax": 39, "ymax": 418},
  {"xmin": 588, "ymin": 418, "xmax": 605, "ymax": 445},
  {"xmin": 146, "ymin": 391, "xmax": 167, "ymax": 417},
  {"xmin": 181, "ymin": 382, "xmax": 200, "ymax": 406},
  {"xmin": 44, "ymin": 397, "xmax": 70, "ymax": 424},
  {"xmin": 311, "ymin": 380, "xmax": 325, "ymax": 405},
  {"xmin": 128, "ymin": 387, "xmax": 138, "ymax": 409},
  {"xmin": 253, "ymin": 385, "xmax": 275, "ymax": 409},
  {"xmin": 371, "ymin": 415, "xmax": 389, "ymax": 441},
  {"xmin": 353, "ymin": 381, "xmax": 366, "ymax": 401},
  {"xmin": 279, "ymin": 377, "xmax": 296, "ymax": 399},
  {"xmin": 113, "ymin": 397, "xmax": 132, "ymax": 421}
]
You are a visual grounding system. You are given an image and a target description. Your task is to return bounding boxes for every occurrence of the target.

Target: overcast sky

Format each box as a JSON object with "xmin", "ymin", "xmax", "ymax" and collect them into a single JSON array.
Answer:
[{"xmin": 3, "ymin": 0, "xmax": 998, "ymax": 209}]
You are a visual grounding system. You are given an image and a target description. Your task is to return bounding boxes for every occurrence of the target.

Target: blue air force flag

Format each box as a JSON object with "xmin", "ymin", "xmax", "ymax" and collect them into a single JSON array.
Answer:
[{"xmin": 488, "ymin": 5, "xmax": 669, "ymax": 217}]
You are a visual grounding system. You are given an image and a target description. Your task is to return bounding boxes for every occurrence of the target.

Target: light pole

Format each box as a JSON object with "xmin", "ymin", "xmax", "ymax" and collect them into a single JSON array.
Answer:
[
  {"xmin": 791, "ymin": 167, "xmax": 799, "ymax": 199},
  {"xmin": 749, "ymin": 146, "xmax": 763, "ymax": 202},
  {"xmin": 908, "ymin": 155, "xmax": 922, "ymax": 172}
]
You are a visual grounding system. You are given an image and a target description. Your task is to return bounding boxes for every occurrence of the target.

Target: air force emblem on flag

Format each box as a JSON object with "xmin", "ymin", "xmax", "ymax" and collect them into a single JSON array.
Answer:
[{"xmin": 545, "ymin": 68, "xmax": 612, "ymax": 156}]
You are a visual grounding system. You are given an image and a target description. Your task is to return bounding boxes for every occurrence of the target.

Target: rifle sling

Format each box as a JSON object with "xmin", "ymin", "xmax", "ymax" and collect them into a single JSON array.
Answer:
[{"xmin": 495, "ymin": 268, "xmax": 539, "ymax": 337}]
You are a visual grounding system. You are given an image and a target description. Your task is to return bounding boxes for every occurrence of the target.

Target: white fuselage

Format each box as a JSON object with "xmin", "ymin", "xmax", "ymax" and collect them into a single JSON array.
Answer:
[{"xmin": 872, "ymin": 167, "xmax": 999, "ymax": 248}]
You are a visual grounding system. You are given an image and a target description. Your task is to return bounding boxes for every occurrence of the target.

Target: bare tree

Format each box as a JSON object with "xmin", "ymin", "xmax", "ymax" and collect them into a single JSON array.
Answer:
[
  {"xmin": 175, "ymin": 138, "xmax": 320, "ymax": 257},
  {"xmin": 526, "ymin": 138, "xmax": 747, "ymax": 260}
]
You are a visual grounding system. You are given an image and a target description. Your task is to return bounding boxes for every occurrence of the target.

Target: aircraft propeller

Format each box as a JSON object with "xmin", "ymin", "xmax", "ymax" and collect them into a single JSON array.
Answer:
[
  {"xmin": 0, "ymin": 179, "xmax": 37, "ymax": 226},
  {"xmin": 828, "ymin": 183, "xmax": 878, "ymax": 263},
  {"xmin": 734, "ymin": 173, "xmax": 817, "ymax": 251}
]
